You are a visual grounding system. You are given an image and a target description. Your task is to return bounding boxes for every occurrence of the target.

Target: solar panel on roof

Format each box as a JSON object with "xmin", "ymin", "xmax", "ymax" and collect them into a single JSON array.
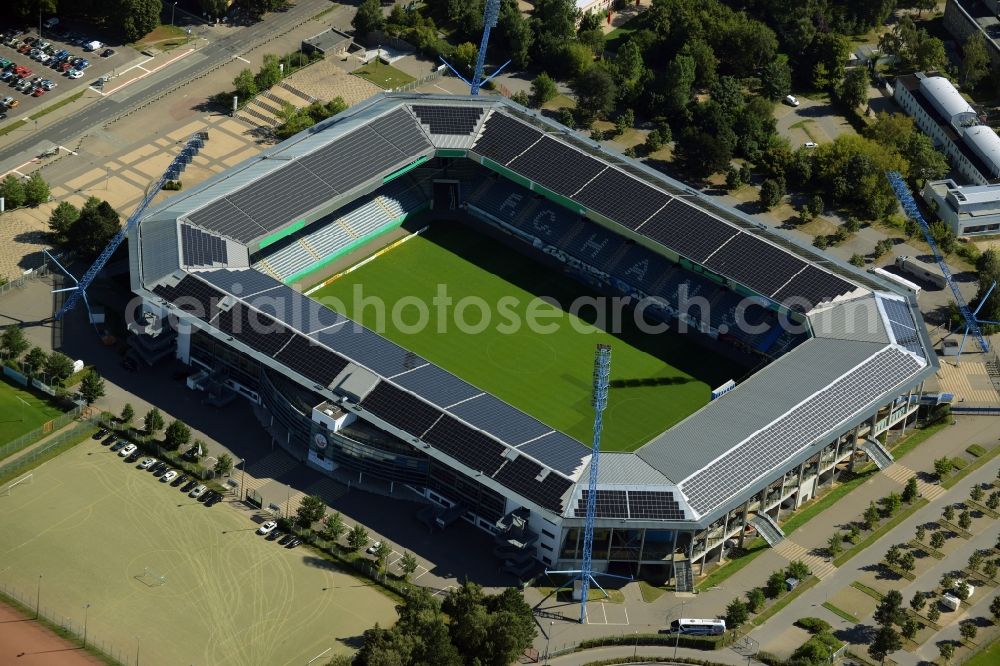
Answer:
[
  {"xmin": 370, "ymin": 108, "xmax": 433, "ymax": 155},
  {"xmin": 574, "ymin": 490, "xmax": 628, "ymax": 518},
  {"xmin": 507, "ymin": 136, "xmax": 606, "ymax": 197},
  {"xmin": 217, "ymin": 304, "xmax": 294, "ymax": 356},
  {"xmin": 448, "ymin": 393, "xmax": 551, "ymax": 445},
  {"xmin": 199, "ymin": 269, "xmax": 283, "ymax": 298},
  {"xmin": 472, "ymin": 112, "xmax": 544, "ymax": 165},
  {"xmin": 393, "ymin": 363, "xmax": 482, "ymax": 408},
  {"xmin": 300, "ymin": 126, "xmax": 407, "ymax": 194},
  {"xmin": 492, "ymin": 455, "xmax": 545, "ymax": 500},
  {"xmin": 411, "ymin": 105, "xmax": 484, "ymax": 135},
  {"xmin": 361, "ymin": 381, "xmax": 443, "ymax": 437},
  {"xmin": 422, "ymin": 415, "xmax": 506, "ymax": 475},
  {"xmin": 274, "ymin": 334, "xmax": 349, "ymax": 386},
  {"xmin": 152, "ymin": 276, "xmax": 227, "ymax": 322},
  {"xmin": 312, "ymin": 325, "xmax": 425, "ymax": 378},
  {"xmin": 772, "ymin": 264, "xmax": 855, "ymax": 309},
  {"xmin": 573, "ymin": 168, "xmax": 671, "ymax": 230},
  {"xmin": 628, "ymin": 490, "xmax": 685, "ymax": 520},
  {"xmin": 638, "ymin": 200, "xmax": 740, "ymax": 263},
  {"xmin": 187, "ymin": 198, "xmax": 265, "ymax": 241},
  {"xmin": 680, "ymin": 347, "xmax": 923, "ymax": 514},
  {"xmin": 516, "ymin": 431, "xmax": 590, "ymax": 476},
  {"xmin": 224, "ymin": 162, "xmax": 335, "ymax": 236},
  {"xmin": 703, "ymin": 233, "xmax": 807, "ymax": 297}
]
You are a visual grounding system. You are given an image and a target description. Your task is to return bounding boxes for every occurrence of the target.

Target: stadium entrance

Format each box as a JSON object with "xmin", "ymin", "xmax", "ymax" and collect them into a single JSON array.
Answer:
[{"xmin": 433, "ymin": 180, "xmax": 461, "ymax": 210}]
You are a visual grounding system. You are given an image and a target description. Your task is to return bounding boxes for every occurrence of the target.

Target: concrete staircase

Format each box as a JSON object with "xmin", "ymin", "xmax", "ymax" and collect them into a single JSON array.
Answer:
[
  {"xmin": 674, "ymin": 559, "xmax": 694, "ymax": 592},
  {"xmin": 859, "ymin": 437, "xmax": 894, "ymax": 470},
  {"xmin": 750, "ymin": 513, "xmax": 785, "ymax": 547}
]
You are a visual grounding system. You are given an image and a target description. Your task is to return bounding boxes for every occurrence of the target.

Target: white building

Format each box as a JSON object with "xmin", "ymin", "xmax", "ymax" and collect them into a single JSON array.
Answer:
[
  {"xmin": 576, "ymin": 0, "xmax": 615, "ymax": 18},
  {"xmin": 893, "ymin": 72, "xmax": 1000, "ymax": 186},
  {"xmin": 922, "ymin": 179, "xmax": 1000, "ymax": 236}
]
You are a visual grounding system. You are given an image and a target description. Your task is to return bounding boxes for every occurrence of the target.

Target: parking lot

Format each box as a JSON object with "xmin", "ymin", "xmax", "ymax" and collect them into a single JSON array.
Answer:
[
  {"xmin": 0, "ymin": 436, "xmax": 397, "ymax": 666},
  {"xmin": 0, "ymin": 25, "xmax": 135, "ymax": 123}
]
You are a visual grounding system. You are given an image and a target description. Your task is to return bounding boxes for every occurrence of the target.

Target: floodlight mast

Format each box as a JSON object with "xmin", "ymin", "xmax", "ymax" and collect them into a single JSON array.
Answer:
[
  {"xmin": 886, "ymin": 171, "xmax": 989, "ymax": 363},
  {"xmin": 53, "ymin": 132, "xmax": 208, "ymax": 324},
  {"xmin": 438, "ymin": 0, "xmax": 511, "ymax": 95}
]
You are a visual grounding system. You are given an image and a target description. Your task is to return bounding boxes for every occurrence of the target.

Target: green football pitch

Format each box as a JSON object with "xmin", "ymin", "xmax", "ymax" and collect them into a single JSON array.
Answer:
[
  {"xmin": 0, "ymin": 379, "xmax": 63, "ymax": 446},
  {"xmin": 311, "ymin": 222, "xmax": 737, "ymax": 452}
]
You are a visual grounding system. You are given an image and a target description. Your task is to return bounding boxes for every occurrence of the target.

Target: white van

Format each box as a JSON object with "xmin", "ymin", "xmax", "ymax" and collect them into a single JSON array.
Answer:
[
  {"xmin": 941, "ymin": 593, "xmax": 960, "ymax": 611},
  {"xmin": 84, "ymin": 40, "xmax": 103, "ymax": 52}
]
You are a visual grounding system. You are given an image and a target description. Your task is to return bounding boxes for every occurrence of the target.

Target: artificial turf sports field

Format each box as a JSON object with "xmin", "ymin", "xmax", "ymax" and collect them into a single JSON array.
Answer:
[
  {"xmin": 0, "ymin": 378, "xmax": 63, "ymax": 446},
  {"xmin": 311, "ymin": 222, "xmax": 737, "ymax": 452}
]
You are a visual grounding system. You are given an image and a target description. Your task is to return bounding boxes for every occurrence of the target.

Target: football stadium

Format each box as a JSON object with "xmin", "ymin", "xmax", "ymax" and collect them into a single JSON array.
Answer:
[{"xmin": 128, "ymin": 95, "xmax": 936, "ymax": 587}]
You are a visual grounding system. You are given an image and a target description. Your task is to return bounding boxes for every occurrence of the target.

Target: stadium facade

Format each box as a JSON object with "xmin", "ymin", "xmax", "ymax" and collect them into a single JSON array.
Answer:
[{"xmin": 128, "ymin": 94, "xmax": 936, "ymax": 587}]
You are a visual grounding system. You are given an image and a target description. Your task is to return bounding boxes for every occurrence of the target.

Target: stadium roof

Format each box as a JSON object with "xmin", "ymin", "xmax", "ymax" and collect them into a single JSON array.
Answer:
[{"xmin": 131, "ymin": 94, "xmax": 935, "ymax": 525}]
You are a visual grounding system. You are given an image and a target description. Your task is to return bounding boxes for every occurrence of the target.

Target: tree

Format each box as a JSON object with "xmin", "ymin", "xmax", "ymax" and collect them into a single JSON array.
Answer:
[
  {"xmin": 725, "ymin": 598, "xmax": 750, "ymax": 629},
  {"xmin": 959, "ymin": 622, "xmax": 977, "ymax": 643},
  {"xmin": 960, "ymin": 32, "xmax": 990, "ymax": 90},
  {"xmin": 68, "ymin": 198, "xmax": 120, "ymax": 259},
  {"xmin": 572, "ymin": 66, "xmax": 616, "ymax": 124},
  {"xmin": 903, "ymin": 476, "xmax": 919, "ymax": 504},
  {"xmin": 760, "ymin": 53, "xmax": 791, "ymax": 101},
  {"xmin": 660, "ymin": 53, "xmax": 696, "ymax": 117},
  {"xmin": 48, "ymin": 201, "xmax": 79, "ymax": 246},
  {"xmin": 838, "ymin": 68, "xmax": 868, "ymax": 110},
  {"xmin": 452, "ymin": 42, "xmax": 478, "ymax": 78},
  {"xmin": 766, "ymin": 569, "xmax": 786, "ymax": 598},
  {"xmin": 163, "ymin": 420, "xmax": 191, "ymax": 450},
  {"xmin": 322, "ymin": 512, "xmax": 346, "ymax": 543},
  {"xmin": 910, "ymin": 592, "xmax": 926, "ymax": 613},
  {"xmin": 969, "ymin": 550, "xmax": 985, "ymax": 572},
  {"xmin": 347, "ymin": 524, "xmax": 369, "ymax": 552},
  {"xmin": 941, "ymin": 574, "xmax": 956, "ymax": 591},
  {"xmin": 79, "ymin": 369, "xmax": 105, "ymax": 406},
  {"xmin": 970, "ymin": 484, "xmax": 984, "ymax": 502},
  {"xmin": 144, "ymin": 408, "xmax": 165, "ymax": 436},
  {"xmin": 116, "ymin": 0, "xmax": 162, "ymax": 43},
  {"xmin": 531, "ymin": 0, "xmax": 578, "ymax": 63},
  {"xmin": 901, "ymin": 617, "xmax": 919, "ymax": 641},
  {"xmin": 746, "ymin": 587, "xmax": 766, "ymax": 613},
  {"xmin": 944, "ymin": 504, "xmax": 956, "ymax": 522},
  {"xmin": 213, "ymin": 453, "xmax": 234, "ymax": 477},
  {"xmin": 759, "ymin": 178, "xmax": 783, "ymax": 210},
  {"xmin": 615, "ymin": 109, "xmax": 635, "ymax": 136},
  {"xmin": 399, "ymin": 551, "xmax": 419, "ymax": 580},
  {"xmin": 864, "ymin": 501, "xmax": 881, "ymax": 529},
  {"xmin": 899, "ymin": 552, "xmax": 916, "ymax": 574},
  {"xmin": 939, "ymin": 641, "xmax": 954, "ymax": 663},
  {"xmin": 233, "ymin": 68, "xmax": 258, "ymax": 101},
  {"xmin": 0, "ymin": 175, "xmax": 25, "ymax": 209},
  {"xmin": 935, "ymin": 457, "xmax": 954, "ymax": 479},
  {"xmin": 255, "ymin": 54, "xmax": 282, "ymax": 91},
  {"xmin": 120, "ymin": 403, "xmax": 135, "ymax": 427},
  {"xmin": 885, "ymin": 492, "xmax": 902, "ymax": 517},
  {"xmin": 1, "ymin": 326, "xmax": 29, "ymax": 361},
  {"xmin": 353, "ymin": 0, "xmax": 385, "ymax": 42},
  {"xmin": 885, "ymin": 544, "xmax": 902, "ymax": 568},
  {"xmin": 22, "ymin": 347, "xmax": 46, "ymax": 377},
  {"xmin": 916, "ymin": 525, "xmax": 926, "ymax": 542},
  {"xmin": 875, "ymin": 590, "xmax": 904, "ymax": 627},
  {"xmin": 828, "ymin": 533, "xmax": 843, "ymax": 557},
  {"xmin": 530, "ymin": 72, "xmax": 558, "ymax": 108},
  {"xmin": 958, "ymin": 511, "xmax": 972, "ymax": 530},
  {"xmin": 198, "ymin": 0, "xmax": 228, "ymax": 19},
  {"xmin": 497, "ymin": 0, "xmax": 532, "ymax": 69},
  {"xmin": 987, "ymin": 491, "xmax": 1000, "ymax": 511},
  {"xmin": 990, "ymin": 595, "xmax": 1000, "ymax": 620},
  {"xmin": 23, "ymin": 173, "xmax": 49, "ymax": 207},
  {"xmin": 295, "ymin": 494, "xmax": 326, "ymax": 527},
  {"xmin": 869, "ymin": 625, "xmax": 901, "ymax": 664},
  {"xmin": 984, "ymin": 560, "xmax": 998, "ymax": 580},
  {"xmin": 677, "ymin": 130, "xmax": 732, "ymax": 178},
  {"xmin": 850, "ymin": 253, "xmax": 866, "ymax": 268},
  {"xmin": 43, "ymin": 352, "xmax": 74, "ymax": 384},
  {"xmin": 787, "ymin": 560, "xmax": 811, "ymax": 580},
  {"xmin": 928, "ymin": 606, "xmax": 941, "ymax": 623},
  {"xmin": 373, "ymin": 540, "xmax": 392, "ymax": 572}
]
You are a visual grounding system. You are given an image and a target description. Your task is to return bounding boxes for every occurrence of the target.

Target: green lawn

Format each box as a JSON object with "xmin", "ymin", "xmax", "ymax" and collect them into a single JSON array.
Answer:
[
  {"xmin": 312, "ymin": 223, "xmax": 735, "ymax": 451},
  {"xmin": 0, "ymin": 379, "xmax": 63, "ymax": 447},
  {"xmin": 964, "ymin": 638, "xmax": 1000, "ymax": 666},
  {"xmin": 353, "ymin": 60, "xmax": 415, "ymax": 90}
]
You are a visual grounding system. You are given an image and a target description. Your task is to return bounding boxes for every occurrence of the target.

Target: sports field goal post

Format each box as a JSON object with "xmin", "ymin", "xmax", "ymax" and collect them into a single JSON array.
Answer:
[
  {"xmin": 138, "ymin": 567, "xmax": 166, "ymax": 587},
  {"xmin": 1, "ymin": 473, "xmax": 33, "ymax": 496}
]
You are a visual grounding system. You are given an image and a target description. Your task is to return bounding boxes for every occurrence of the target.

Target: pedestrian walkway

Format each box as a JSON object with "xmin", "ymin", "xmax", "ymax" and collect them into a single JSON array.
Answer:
[
  {"xmin": 772, "ymin": 540, "xmax": 836, "ymax": 580},
  {"xmin": 882, "ymin": 462, "xmax": 945, "ymax": 500},
  {"xmin": 935, "ymin": 361, "xmax": 1000, "ymax": 405}
]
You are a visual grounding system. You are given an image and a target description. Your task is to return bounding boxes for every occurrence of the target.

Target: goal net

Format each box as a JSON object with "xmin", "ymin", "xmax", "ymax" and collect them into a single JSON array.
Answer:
[
  {"xmin": 137, "ymin": 567, "xmax": 167, "ymax": 587},
  {"xmin": 1, "ymin": 473, "xmax": 32, "ymax": 496}
]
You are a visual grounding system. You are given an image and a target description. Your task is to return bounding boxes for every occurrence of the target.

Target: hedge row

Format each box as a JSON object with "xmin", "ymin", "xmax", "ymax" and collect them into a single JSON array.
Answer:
[{"xmin": 578, "ymin": 633, "xmax": 724, "ymax": 651}]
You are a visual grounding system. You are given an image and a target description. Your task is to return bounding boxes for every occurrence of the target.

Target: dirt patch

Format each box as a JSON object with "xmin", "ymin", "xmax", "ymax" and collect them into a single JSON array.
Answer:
[{"xmin": 0, "ymin": 600, "xmax": 104, "ymax": 665}]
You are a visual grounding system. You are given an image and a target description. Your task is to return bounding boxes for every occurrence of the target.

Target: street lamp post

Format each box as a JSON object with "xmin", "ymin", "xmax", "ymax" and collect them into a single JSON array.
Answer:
[
  {"xmin": 239, "ymin": 458, "xmax": 246, "ymax": 501},
  {"xmin": 673, "ymin": 600, "xmax": 686, "ymax": 659},
  {"xmin": 633, "ymin": 630, "xmax": 639, "ymax": 659},
  {"xmin": 35, "ymin": 575, "xmax": 41, "ymax": 619},
  {"xmin": 171, "ymin": 2, "xmax": 178, "ymax": 26},
  {"xmin": 83, "ymin": 603, "xmax": 91, "ymax": 648}
]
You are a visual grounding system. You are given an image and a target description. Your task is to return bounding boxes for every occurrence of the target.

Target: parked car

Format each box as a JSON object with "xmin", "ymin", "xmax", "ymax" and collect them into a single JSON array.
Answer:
[
  {"xmin": 366, "ymin": 541, "xmax": 381, "ymax": 555},
  {"xmin": 84, "ymin": 41, "xmax": 103, "ymax": 52},
  {"xmin": 31, "ymin": 87, "xmax": 44, "ymax": 97},
  {"xmin": 161, "ymin": 470, "xmax": 178, "ymax": 483},
  {"xmin": 118, "ymin": 443, "xmax": 137, "ymax": 457},
  {"xmin": 40, "ymin": 79, "xmax": 55, "ymax": 90},
  {"xmin": 102, "ymin": 434, "xmax": 117, "ymax": 445},
  {"xmin": 67, "ymin": 68, "xmax": 83, "ymax": 79},
  {"xmin": 15, "ymin": 66, "xmax": 31, "ymax": 78},
  {"xmin": 189, "ymin": 484, "xmax": 208, "ymax": 499},
  {"xmin": 278, "ymin": 533, "xmax": 295, "ymax": 545},
  {"xmin": 43, "ymin": 17, "xmax": 59, "ymax": 29},
  {"xmin": 0, "ymin": 72, "xmax": 14, "ymax": 82},
  {"xmin": 784, "ymin": 94, "xmax": 800, "ymax": 107},
  {"xmin": 125, "ymin": 450, "xmax": 141, "ymax": 463},
  {"xmin": 15, "ymin": 80, "xmax": 32, "ymax": 93},
  {"xmin": 0, "ymin": 58, "xmax": 11, "ymax": 69},
  {"xmin": 256, "ymin": 520, "xmax": 277, "ymax": 535},
  {"xmin": 100, "ymin": 48, "xmax": 114, "ymax": 58},
  {"xmin": 152, "ymin": 462, "xmax": 169, "ymax": 476},
  {"xmin": 205, "ymin": 493, "xmax": 223, "ymax": 507},
  {"xmin": 110, "ymin": 440, "xmax": 127, "ymax": 452},
  {"xmin": 138, "ymin": 457, "xmax": 157, "ymax": 470},
  {"xmin": 181, "ymin": 479, "xmax": 199, "ymax": 492},
  {"xmin": 804, "ymin": 141, "xmax": 817, "ymax": 149},
  {"xmin": 285, "ymin": 537, "xmax": 301, "ymax": 549},
  {"xmin": 171, "ymin": 473, "xmax": 189, "ymax": 487},
  {"xmin": 92, "ymin": 428, "xmax": 109, "ymax": 440},
  {"xmin": 266, "ymin": 530, "xmax": 283, "ymax": 541}
]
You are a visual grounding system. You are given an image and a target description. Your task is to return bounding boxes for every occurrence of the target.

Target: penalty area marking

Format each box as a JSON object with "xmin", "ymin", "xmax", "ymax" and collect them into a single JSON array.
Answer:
[{"xmin": 16, "ymin": 396, "xmax": 30, "ymax": 406}]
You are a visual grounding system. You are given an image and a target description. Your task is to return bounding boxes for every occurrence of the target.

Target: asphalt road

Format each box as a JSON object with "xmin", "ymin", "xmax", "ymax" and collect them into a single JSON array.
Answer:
[{"xmin": 1, "ymin": 0, "xmax": 329, "ymax": 158}]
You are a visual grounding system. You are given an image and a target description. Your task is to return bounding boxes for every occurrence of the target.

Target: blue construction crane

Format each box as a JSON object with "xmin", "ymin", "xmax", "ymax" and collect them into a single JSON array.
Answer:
[
  {"xmin": 887, "ymin": 171, "xmax": 989, "ymax": 362},
  {"xmin": 53, "ymin": 132, "xmax": 208, "ymax": 324},
  {"xmin": 439, "ymin": 0, "xmax": 510, "ymax": 95},
  {"xmin": 545, "ymin": 345, "xmax": 631, "ymax": 623}
]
